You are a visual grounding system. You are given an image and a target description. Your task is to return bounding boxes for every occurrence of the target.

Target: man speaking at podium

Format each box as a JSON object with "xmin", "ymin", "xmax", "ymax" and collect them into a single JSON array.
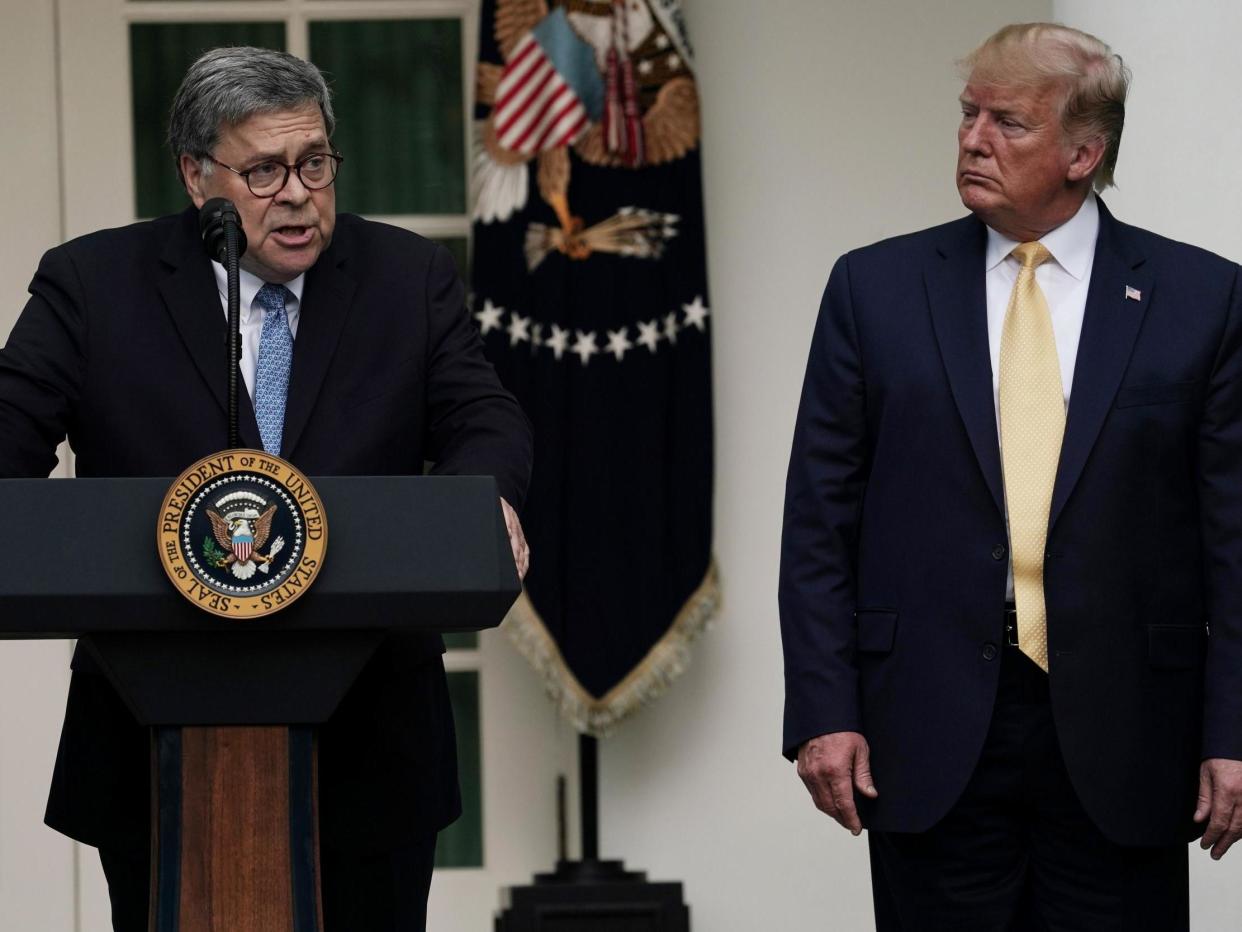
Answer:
[
  {"xmin": 781, "ymin": 23, "xmax": 1242, "ymax": 930},
  {"xmin": 0, "ymin": 47, "xmax": 531, "ymax": 930}
]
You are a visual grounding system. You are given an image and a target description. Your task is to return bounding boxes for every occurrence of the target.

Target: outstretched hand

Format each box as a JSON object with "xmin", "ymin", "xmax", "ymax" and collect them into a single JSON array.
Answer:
[{"xmin": 796, "ymin": 731, "xmax": 878, "ymax": 835}]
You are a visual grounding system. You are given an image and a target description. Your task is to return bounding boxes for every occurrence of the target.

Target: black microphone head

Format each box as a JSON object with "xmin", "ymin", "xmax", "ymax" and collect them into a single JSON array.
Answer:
[{"xmin": 198, "ymin": 198, "xmax": 248, "ymax": 263}]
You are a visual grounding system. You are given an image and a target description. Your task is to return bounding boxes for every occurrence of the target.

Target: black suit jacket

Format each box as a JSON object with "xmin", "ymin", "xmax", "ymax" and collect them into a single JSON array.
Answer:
[
  {"xmin": 780, "ymin": 201, "xmax": 1242, "ymax": 846},
  {"xmin": 0, "ymin": 207, "xmax": 532, "ymax": 854}
]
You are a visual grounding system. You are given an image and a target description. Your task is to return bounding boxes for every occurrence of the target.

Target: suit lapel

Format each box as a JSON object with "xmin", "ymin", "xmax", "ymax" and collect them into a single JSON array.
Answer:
[
  {"xmin": 1049, "ymin": 202, "xmax": 1152, "ymax": 528},
  {"xmin": 280, "ymin": 236, "xmax": 357, "ymax": 459},
  {"xmin": 157, "ymin": 209, "xmax": 262, "ymax": 450},
  {"xmin": 925, "ymin": 217, "xmax": 1006, "ymax": 516}
]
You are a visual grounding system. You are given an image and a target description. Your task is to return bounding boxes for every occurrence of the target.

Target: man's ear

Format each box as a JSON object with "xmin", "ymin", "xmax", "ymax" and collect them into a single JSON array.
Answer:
[
  {"xmin": 1066, "ymin": 137, "xmax": 1107, "ymax": 184},
  {"xmin": 180, "ymin": 154, "xmax": 209, "ymax": 208}
]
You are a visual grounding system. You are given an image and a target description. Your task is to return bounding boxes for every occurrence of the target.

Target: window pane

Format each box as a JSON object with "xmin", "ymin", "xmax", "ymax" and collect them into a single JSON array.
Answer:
[
  {"xmin": 436, "ymin": 671, "xmax": 483, "ymax": 868},
  {"xmin": 309, "ymin": 19, "xmax": 465, "ymax": 214},
  {"xmin": 443, "ymin": 631, "xmax": 477, "ymax": 650},
  {"xmin": 130, "ymin": 22, "xmax": 287, "ymax": 219}
]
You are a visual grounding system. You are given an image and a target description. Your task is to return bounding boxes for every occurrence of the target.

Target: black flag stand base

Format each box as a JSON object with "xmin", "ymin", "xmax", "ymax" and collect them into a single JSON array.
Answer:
[
  {"xmin": 494, "ymin": 860, "xmax": 690, "ymax": 931},
  {"xmin": 495, "ymin": 736, "xmax": 691, "ymax": 931}
]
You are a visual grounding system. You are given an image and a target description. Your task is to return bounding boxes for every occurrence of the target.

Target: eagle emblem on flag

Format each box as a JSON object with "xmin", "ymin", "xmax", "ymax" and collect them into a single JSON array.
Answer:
[
  {"xmin": 475, "ymin": 0, "xmax": 701, "ymax": 270},
  {"xmin": 205, "ymin": 492, "xmax": 285, "ymax": 581}
]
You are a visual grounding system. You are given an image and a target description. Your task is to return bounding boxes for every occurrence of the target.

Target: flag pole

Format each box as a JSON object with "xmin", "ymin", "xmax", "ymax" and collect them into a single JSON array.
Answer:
[
  {"xmin": 496, "ymin": 727, "xmax": 688, "ymax": 928},
  {"xmin": 580, "ymin": 733, "xmax": 599, "ymax": 860}
]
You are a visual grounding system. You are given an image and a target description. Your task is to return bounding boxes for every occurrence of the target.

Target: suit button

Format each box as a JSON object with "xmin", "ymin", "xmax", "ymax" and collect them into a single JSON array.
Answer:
[
  {"xmin": 982, "ymin": 643, "xmax": 998, "ymax": 661},
  {"xmin": 991, "ymin": 545, "xmax": 1006, "ymax": 561}
]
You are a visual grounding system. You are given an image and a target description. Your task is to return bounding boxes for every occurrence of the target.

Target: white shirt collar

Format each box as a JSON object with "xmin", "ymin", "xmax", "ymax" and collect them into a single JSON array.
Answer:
[
  {"xmin": 211, "ymin": 261, "xmax": 306, "ymax": 322},
  {"xmin": 984, "ymin": 192, "xmax": 1099, "ymax": 280}
]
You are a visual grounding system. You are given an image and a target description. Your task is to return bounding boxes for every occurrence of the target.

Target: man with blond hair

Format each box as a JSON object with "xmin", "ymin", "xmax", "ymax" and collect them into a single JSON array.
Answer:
[{"xmin": 781, "ymin": 22, "xmax": 1242, "ymax": 929}]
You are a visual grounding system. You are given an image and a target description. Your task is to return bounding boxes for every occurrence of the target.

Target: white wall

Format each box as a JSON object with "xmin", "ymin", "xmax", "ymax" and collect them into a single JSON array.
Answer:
[
  {"xmin": 0, "ymin": 1, "xmax": 80, "ymax": 929},
  {"xmin": 1054, "ymin": 1, "xmax": 1242, "ymax": 263},
  {"xmin": 599, "ymin": 3, "xmax": 1242, "ymax": 930}
]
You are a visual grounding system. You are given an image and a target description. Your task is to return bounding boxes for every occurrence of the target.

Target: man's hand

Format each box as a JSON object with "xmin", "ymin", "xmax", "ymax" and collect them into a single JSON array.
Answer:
[
  {"xmin": 500, "ymin": 497, "xmax": 529, "ymax": 581},
  {"xmin": 796, "ymin": 731, "xmax": 878, "ymax": 836},
  {"xmin": 1196, "ymin": 758, "xmax": 1242, "ymax": 859}
]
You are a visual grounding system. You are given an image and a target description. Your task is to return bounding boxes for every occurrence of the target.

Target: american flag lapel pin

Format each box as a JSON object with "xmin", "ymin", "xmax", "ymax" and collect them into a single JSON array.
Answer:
[{"xmin": 1125, "ymin": 285, "xmax": 1142, "ymax": 302}]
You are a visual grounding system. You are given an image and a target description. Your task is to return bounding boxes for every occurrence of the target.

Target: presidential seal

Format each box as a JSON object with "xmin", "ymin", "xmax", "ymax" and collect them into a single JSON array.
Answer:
[{"xmin": 157, "ymin": 450, "xmax": 328, "ymax": 619}]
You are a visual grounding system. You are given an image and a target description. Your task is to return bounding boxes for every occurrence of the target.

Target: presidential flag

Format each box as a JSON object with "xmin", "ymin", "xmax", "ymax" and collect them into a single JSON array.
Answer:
[{"xmin": 472, "ymin": 0, "xmax": 716, "ymax": 735}]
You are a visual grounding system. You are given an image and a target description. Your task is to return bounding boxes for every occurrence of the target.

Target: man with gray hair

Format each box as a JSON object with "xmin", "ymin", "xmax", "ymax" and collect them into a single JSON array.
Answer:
[
  {"xmin": 781, "ymin": 22, "xmax": 1242, "ymax": 929},
  {"xmin": 1, "ymin": 46, "xmax": 532, "ymax": 929}
]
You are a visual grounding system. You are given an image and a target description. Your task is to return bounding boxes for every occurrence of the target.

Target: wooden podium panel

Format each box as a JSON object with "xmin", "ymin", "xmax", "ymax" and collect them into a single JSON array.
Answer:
[
  {"xmin": 154, "ymin": 727, "xmax": 322, "ymax": 932},
  {"xmin": 180, "ymin": 727, "xmax": 293, "ymax": 932}
]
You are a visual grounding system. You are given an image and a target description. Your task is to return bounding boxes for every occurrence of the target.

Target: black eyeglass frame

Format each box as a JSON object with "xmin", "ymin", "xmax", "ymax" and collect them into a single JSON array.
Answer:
[{"xmin": 204, "ymin": 152, "xmax": 344, "ymax": 199}]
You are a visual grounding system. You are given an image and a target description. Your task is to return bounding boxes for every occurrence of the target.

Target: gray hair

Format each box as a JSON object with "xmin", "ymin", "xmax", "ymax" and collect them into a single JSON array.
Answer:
[
  {"xmin": 168, "ymin": 46, "xmax": 335, "ymax": 181},
  {"xmin": 960, "ymin": 23, "xmax": 1130, "ymax": 191}
]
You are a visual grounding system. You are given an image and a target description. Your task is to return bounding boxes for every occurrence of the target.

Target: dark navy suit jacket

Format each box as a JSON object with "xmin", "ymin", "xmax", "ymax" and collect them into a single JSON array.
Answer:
[
  {"xmin": 0, "ymin": 207, "xmax": 532, "ymax": 854},
  {"xmin": 780, "ymin": 201, "xmax": 1242, "ymax": 846}
]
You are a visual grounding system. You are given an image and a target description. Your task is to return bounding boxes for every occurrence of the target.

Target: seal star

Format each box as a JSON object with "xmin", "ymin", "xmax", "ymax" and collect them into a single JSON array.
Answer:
[
  {"xmin": 605, "ymin": 327, "xmax": 634, "ymax": 361},
  {"xmin": 636, "ymin": 319, "xmax": 662, "ymax": 353},
  {"xmin": 571, "ymin": 330, "xmax": 600, "ymax": 366},
  {"xmin": 546, "ymin": 323, "xmax": 571, "ymax": 360},
  {"xmin": 507, "ymin": 312, "xmax": 531, "ymax": 347},
  {"xmin": 475, "ymin": 299, "xmax": 504, "ymax": 335},
  {"xmin": 663, "ymin": 312, "xmax": 680, "ymax": 345},
  {"xmin": 682, "ymin": 295, "xmax": 710, "ymax": 331}
]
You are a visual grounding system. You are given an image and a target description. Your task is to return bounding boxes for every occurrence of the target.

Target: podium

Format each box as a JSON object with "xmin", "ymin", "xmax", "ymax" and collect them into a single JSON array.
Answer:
[{"xmin": 0, "ymin": 475, "xmax": 519, "ymax": 931}]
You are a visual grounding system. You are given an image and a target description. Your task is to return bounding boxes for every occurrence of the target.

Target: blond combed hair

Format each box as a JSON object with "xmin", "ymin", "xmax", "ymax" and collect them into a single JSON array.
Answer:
[{"xmin": 960, "ymin": 23, "xmax": 1131, "ymax": 191}]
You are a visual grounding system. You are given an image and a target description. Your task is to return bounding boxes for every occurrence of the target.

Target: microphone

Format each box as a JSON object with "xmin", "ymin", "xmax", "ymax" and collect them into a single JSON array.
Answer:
[
  {"xmin": 198, "ymin": 198, "xmax": 247, "ymax": 449},
  {"xmin": 198, "ymin": 197, "xmax": 248, "ymax": 263}
]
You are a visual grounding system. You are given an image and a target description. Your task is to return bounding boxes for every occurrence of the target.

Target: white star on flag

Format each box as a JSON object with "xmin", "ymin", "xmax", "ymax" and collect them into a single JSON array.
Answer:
[
  {"xmin": 546, "ymin": 324, "xmax": 571, "ymax": 360},
  {"xmin": 682, "ymin": 296, "xmax": 710, "ymax": 331},
  {"xmin": 507, "ymin": 312, "xmax": 532, "ymax": 346},
  {"xmin": 475, "ymin": 299, "xmax": 504, "ymax": 335},
  {"xmin": 605, "ymin": 327, "xmax": 634, "ymax": 361},
  {"xmin": 663, "ymin": 312, "xmax": 680, "ymax": 345},
  {"xmin": 637, "ymin": 320, "xmax": 662, "ymax": 353},
  {"xmin": 572, "ymin": 330, "xmax": 599, "ymax": 366}
]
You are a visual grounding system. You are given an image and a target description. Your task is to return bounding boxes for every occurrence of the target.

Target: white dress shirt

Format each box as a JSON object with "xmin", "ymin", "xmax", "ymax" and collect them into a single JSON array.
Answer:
[
  {"xmin": 210, "ymin": 262, "xmax": 305, "ymax": 401},
  {"xmin": 984, "ymin": 193, "xmax": 1100, "ymax": 599}
]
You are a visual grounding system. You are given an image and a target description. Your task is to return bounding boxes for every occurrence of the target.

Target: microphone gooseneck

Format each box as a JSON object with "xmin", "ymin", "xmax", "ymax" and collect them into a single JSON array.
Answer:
[{"xmin": 198, "ymin": 198, "xmax": 248, "ymax": 450}]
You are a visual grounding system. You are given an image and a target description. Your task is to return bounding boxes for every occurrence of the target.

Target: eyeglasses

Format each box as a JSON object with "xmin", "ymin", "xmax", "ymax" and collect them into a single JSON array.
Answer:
[{"xmin": 206, "ymin": 152, "xmax": 343, "ymax": 198}]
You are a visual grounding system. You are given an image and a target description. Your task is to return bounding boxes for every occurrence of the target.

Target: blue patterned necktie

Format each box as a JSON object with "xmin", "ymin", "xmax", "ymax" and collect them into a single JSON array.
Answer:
[{"xmin": 254, "ymin": 283, "xmax": 293, "ymax": 455}]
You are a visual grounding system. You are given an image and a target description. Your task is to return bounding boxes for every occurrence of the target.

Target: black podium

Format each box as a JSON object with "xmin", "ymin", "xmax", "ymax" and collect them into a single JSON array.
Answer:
[{"xmin": 0, "ymin": 475, "xmax": 518, "ymax": 931}]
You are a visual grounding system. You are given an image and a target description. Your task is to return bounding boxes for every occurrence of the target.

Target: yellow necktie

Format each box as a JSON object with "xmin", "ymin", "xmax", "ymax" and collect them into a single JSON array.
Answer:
[{"xmin": 999, "ymin": 242, "xmax": 1063, "ymax": 673}]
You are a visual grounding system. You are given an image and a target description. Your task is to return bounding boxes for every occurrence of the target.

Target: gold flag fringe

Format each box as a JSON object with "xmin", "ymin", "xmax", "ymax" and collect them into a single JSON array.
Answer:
[{"xmin": 502, "ymin": 559, "xmax": 721, "ymax": 737}]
